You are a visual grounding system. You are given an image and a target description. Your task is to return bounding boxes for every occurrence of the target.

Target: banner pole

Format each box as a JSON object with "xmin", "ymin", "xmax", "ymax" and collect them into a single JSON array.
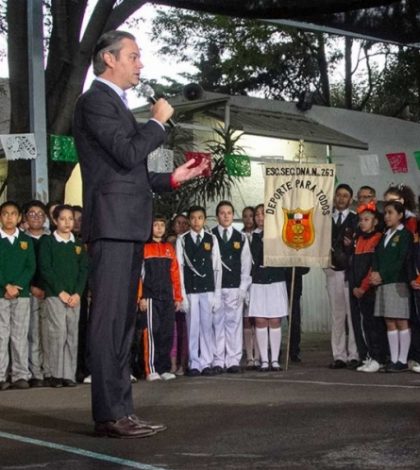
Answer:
[
  {"xmin": 285, "ymin": 140, "xmax": 303, "ymax": 372},
  {"xmin": 285, "ymin": 266, "xmax": 296, "ymax": 372}
]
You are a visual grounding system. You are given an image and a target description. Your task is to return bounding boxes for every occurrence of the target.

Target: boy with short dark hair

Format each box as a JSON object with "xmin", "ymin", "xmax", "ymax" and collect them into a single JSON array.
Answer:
[
  {"xmin": 211, "ymin": 201, "xmax": 251, "ymax": 373},
  {"xmin": 327, "ymin": 184, "xmax": 359, "ymax": 369},
  {"xmin": 0, "ymin": 201, "xmax": 36, "ymax": 390},
  {"xmin": 176, "ymin": 206, "xmax": 222, "ymax": 376},
  {"xmin": 24, "ymin": 200, "xmax": 50, "ymax": 387}
]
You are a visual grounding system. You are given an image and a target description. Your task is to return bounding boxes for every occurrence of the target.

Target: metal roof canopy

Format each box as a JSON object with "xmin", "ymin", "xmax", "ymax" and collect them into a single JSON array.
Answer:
[{"xmin": 132, "ymin": 91, "xmax": 368, "ymax": 150}]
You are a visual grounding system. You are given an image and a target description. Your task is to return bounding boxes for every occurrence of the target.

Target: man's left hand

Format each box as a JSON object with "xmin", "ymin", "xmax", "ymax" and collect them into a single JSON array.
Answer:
[{"xmin": 172, "ymin": 158, "xmax": 210, "ymax": 185}]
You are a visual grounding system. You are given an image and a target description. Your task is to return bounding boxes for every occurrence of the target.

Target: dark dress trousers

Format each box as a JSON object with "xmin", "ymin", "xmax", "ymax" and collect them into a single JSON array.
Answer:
[{"xmin": 73, "ymin": 80, "xmax": 172, "ymax": 422}]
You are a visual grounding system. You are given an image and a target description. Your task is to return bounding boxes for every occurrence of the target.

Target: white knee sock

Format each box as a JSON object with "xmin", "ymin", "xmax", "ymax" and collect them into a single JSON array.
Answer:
[
  {"xmin": 269, "ymin": 327, "xmax": 281, "ymax": 364},
  {"xmin": 253, "ymin": 327, "xmax": 260, "ymax": 361},
  {"xmin": 387, "ymin": 330, "xmax": 399, "ymax": 363},
  {"xmin": 255, "ymin": 327, "xmax": 268, "ymax": 363},
  {"xmin": 398, "ymin": 329, "xmax": 411, "ymax": 364},
  {"xmin": 244, "ymin": 328, "xmax": 253, "ymax": 361}
]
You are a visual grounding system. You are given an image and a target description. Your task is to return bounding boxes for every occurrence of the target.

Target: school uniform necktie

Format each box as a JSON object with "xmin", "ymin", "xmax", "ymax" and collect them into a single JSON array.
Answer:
[
  {"xmin": 196, "ymin": 234, "xmax": 201, "ymax": 246},
  {"xmin": 223, "ymin": 229, "xmax": 228, "ymax": 243},
  {"xmin": 336, "ymin": 212, "xmax": 343, "ymax": 227}
]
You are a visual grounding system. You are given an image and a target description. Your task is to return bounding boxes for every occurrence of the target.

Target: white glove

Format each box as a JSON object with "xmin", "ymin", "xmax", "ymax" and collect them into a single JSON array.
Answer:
[
  {"xmin": 210, "ymin": 291, "xmax": 222, "ymax": 312},
  {"xmin": 236, "ymin": 289, "xmax": 247, "ymax": 309},
  {"xmin": 182, "ymin": 297, "xmax": 190, "ymax": 314},
  {"xmin": 213, "ymin": 296, "xmax": 222, "ymax": 312}
]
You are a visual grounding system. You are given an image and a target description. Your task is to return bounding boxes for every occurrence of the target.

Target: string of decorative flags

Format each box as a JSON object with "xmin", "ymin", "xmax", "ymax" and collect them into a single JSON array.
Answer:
[{"xmin": 4, "ymin": 133, "xmax": 417, "ymax": 178}]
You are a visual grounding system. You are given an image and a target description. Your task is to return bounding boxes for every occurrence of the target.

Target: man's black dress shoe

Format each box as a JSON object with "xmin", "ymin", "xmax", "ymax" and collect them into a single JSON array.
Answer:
[
  {"xmin": 212, "ymin": 366, "xmax": 224, "ymax": 375},
  {"xmin": 201, "ymin": 367, "xmax": 214, "ymax": 376},
  {"xmin": 227, "ymin": 365, "xmax": 240, "ymax": 373},
  {"xmin": 95, "ymin": 417, "xmax": 157, "ymax": 439},
  {"xmin": 329, "ymin": 360, "xmax": 347, "ymax": 369},
  {"xmin": 128, "ymin": 415, "xmax": 167, "ymax": 432},
  {"xmin": 187, "ymin": 368, "xmax": 200, "ymax": 377}
]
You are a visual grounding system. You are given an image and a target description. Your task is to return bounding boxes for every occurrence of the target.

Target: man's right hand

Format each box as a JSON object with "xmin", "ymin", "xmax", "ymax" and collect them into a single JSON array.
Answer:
[{"xmin": 151, "ymin": 98, "xmax": 174, "ymax": 125}]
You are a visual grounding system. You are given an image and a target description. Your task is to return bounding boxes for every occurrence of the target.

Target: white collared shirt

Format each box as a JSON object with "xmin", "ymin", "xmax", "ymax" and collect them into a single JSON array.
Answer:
[
  {"xmin": 189, "ymin": 228, "xmax": 205, "ymax": 245},
  {"xmin": 0, "ymin": 227, "xmax": 19, "ymax": 244},
  {"xmin": 53, "ymin": 231, "xmax": 75, "ymax": 244},
  {"xmin": 217, "ymin": 224, "xmax": 233, "ymax": 241},
  {"xmin": 25, "ymin": 229, "xmax": 50, "ymax": 240},
  {"xmin": 333, "ymin": 208, "xmax": 350, "ymax": 224},
  {"xmin": 383, "ymin": 223, "xmax": 404, "ymax": 248}
]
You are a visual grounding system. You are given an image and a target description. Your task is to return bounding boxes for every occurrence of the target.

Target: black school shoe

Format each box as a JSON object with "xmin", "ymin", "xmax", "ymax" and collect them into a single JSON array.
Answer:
[
  {"xmin": 11, "ymin": 379, "xmax": 30, "ymax": 390},
  {"xmin": 62, "ymin": 379, "xmax": 77, "ymax": 387},
  {"xmin": 329, "ymin": 360, "xmax": 347, "ymax": 369},
  {"xmin": 187, "ymin": 368, "xmax": 200, "ymax": 377},
  {"xmin": 201, "ymin": 367, "xmax": 214, "ymax": 376},
  {"xmin": 212, "ymin": 366, "xmax": 224, "ymax": 375},
  {"xmin": 290, "ymin": 355, "xmax": 302, "ymax": 363},
  {"xmin": 258, "ymin": 361, "xmax": 270, "ymax": 372},
  {"xmin": 226, "ymin": 365, "xmax": 240, "ymax": 374},
  {"xmin": 0, "ymin": 381, "xmax": 10, "ymax": 391},
  {"xmin": 50, "ymin": 377, "xmax": 63, "ymax": 388},
  {"xmin": 29, "ymin": 378, "xmax": 45, "ymax": 388},
  {"xmin": 347, "ymin": 360, "xmax": 362, "ymax": 370},
  {"xmin": 386, "ymin": 361, "xmax": 409, "ymax": 373}
]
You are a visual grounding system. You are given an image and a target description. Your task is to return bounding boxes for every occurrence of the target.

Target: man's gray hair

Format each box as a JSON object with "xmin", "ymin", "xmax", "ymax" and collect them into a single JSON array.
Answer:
[{"xmin": 92, "ymin": 30, "xmax": 136, "ymax": 76}]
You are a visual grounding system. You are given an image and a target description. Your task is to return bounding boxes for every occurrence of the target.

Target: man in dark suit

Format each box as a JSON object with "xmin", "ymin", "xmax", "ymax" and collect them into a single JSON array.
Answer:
[{"xmin": 73, "ymin": 30, "xmax": 207, "ymax": 438}]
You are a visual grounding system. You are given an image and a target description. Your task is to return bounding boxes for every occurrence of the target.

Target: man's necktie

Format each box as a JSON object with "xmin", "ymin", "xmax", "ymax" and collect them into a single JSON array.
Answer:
[
  {"xmin": 196, "ymin": 234, "xmax": 201, "ymax": 246},
  {"xmin": 336, "ymin": 212, "xmax": 343, "ymax": 227},
  {"xmin": 121, "ymin": 91, "xmax": 129, "ymax": 108},
  {"xmin": 223, "ymin": 229, "xmax": 228, "ymax": 243}
]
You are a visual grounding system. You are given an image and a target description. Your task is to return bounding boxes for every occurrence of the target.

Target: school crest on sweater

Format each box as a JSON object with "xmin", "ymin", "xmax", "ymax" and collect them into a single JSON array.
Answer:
[{"xmin": 282, "ymin": 207, "xmax": 314, "ymax": 250}]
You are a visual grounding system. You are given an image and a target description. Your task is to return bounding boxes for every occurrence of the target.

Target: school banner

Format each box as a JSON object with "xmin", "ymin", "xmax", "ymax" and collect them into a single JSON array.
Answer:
[{"xmin": 264, "ymin": 163, "xmax": 335, "ymax": 268}]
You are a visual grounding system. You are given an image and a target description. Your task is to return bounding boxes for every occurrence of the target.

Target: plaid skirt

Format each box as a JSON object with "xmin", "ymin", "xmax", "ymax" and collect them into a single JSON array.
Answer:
[{"xmin": 374, "ymin": 282, "xmax": 410, "ymax": 319}]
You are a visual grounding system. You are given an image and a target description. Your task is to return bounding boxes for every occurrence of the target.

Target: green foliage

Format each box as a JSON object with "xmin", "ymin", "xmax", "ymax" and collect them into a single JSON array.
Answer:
[{"xmin": 150, "ymin": 8, "xmax": 341, "ymax": 101}]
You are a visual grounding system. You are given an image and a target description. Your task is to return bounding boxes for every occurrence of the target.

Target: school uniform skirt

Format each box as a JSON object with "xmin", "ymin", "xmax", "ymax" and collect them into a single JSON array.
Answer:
[
  {"xmin": 248, "ymin": 281, "xmax": 288, "ymax": 318},
  {"xmin": 374, "ymin": 283, "xmax": 410, "ymax": 319}
]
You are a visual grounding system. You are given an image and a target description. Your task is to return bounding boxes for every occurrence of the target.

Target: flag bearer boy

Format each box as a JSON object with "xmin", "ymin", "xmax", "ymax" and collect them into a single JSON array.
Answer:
[
  {"xmin": 211, "ymin": 201, "xmax": 251, "ymax": 373},
  {"xmin": 176, "ymin": 205, "xmax": 222, "ymax": 376},
  {"xmin": 0, "ymin": 201, "xmax": 36, "ymax": 390}
]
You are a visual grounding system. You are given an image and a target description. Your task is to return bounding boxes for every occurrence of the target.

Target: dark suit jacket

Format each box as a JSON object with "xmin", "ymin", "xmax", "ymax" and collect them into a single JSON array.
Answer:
[
  {"xmin": 331, "ymin": 211, "xmax": 358, "ymax": 271},
  {"xmin": 73, "ymin": 80, "xmax": 172, "ymax": 243}
]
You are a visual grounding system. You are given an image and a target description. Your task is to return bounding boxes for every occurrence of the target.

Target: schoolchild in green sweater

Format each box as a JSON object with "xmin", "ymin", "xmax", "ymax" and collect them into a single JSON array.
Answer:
[
  {"xmin": 0, "ymin": 201, "xmax": 36, "ymax": 391},
  {"xmin": 24, "ymin": 200, "xmax": 50, "ymax": 387},
  {"xmin": 370, "ymin": 201, "xmax": 413, "ymax": 372},
  {"xmin": 39, "ymin": 205, "xmax": 88, "ymax": 387}
]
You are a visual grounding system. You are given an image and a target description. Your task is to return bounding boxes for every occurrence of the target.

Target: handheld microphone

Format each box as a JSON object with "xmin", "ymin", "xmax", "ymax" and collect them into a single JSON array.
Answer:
[{"xmin": 139, "ymin": 84, "xmax": 177, "ymax": 128}]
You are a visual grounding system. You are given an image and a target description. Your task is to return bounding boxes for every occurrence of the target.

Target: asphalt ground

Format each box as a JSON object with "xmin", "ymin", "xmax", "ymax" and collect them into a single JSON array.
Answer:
[{"xmin": 1, "ymin": 333, "xmax": 420, "ymax": 470}]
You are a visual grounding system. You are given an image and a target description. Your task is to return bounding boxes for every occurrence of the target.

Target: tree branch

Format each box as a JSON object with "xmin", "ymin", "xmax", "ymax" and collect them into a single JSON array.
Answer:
[
  {"xmin": 149, "ymin": 0, "xmax": 397, "ymax": 19},
  {"xmin": 358, "ymin": 45, "xmax": 374, "ymax": 110},
  {"xmin": 105, "ymin": 0, "xmax": 148, "ymax": 31}
]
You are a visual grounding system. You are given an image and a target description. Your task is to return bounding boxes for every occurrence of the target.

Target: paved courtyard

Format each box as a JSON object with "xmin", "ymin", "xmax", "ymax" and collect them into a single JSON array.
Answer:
[{"xmin": 1, "ymin": 334, "xmax": 420, "ymax": 469}]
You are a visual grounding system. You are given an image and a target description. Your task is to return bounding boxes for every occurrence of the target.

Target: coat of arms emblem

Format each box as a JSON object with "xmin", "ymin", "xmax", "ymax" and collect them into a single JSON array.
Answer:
[{"xmin": 282, "ymin": 208, "xmax": 315, "ymax": 250}]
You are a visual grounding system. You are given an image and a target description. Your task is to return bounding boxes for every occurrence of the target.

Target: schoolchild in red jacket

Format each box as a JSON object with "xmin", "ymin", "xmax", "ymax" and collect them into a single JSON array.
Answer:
[
  {"xmin": 139, "ymin": 216, "xmax": 182, "ymax": 381},
  {"xmin": 348, "ymin": 203, "xmax": 387, "ymax": 372}
]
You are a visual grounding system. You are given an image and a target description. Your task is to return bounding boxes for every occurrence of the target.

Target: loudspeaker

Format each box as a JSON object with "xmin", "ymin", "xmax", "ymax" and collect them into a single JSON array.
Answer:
[{"xmin": 183, "ymin": 83, "xmax": 204, "ymax": 101}]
